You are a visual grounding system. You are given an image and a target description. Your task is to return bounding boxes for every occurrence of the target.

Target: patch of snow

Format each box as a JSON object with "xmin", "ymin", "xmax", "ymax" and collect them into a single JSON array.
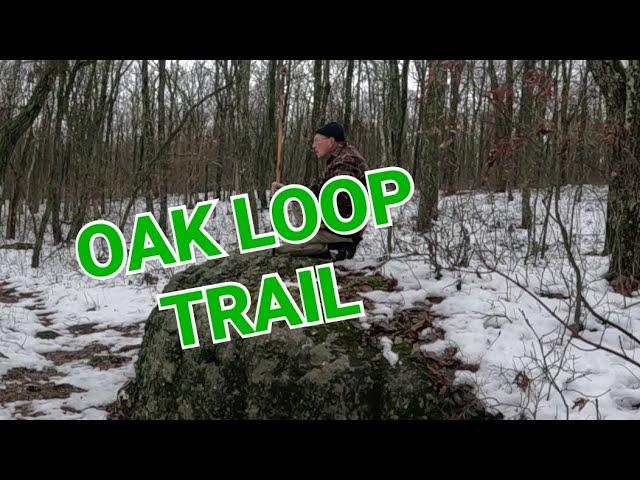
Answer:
[{"xmin": 380, "ymin": 336, "xmax": 399, "ymax": 366}]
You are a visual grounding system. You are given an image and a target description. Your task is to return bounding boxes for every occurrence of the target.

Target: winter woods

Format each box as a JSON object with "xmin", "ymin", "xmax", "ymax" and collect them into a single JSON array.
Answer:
[{"xmin": 2, "ymin": 59, "xmax": 640, "ymax": 420}]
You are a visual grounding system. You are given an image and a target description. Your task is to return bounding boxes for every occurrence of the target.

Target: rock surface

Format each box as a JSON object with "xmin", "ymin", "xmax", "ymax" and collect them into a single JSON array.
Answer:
[{"xmin": 113, "ymin": 251, "xmax": 488, "ymax": 420}]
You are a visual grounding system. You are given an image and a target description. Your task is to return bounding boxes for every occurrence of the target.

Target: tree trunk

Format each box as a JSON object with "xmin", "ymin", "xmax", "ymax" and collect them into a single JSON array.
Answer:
[
  {"xmin": 304, "ymin": 61, "xmax": 324, "ymax": 185},
  {"xmin": 141, "ymin": 60, "xmax": 155, "ymax": 214},
  {"xmin": 518, "ymin": 60, "xmax": 536, "ymax": 231},
  {"xmin": 443, "ymin": 60, "xmax": 463, "ymax": 193},
  {"xmin": 343, "ymin": 60, "xmax": 354, "ymax": 135},
  {"xmin": 257, "ymin": 60, "xmax": 277, "ymax": 209},
  {"xmin": 158, "ymin": 60, "xmax": 168, "ymax": 232},
  {"xmin": 32, "ymin": 62, "xmax": 72, "ymax": 266},
  {"xmin": 0, "ymin": 60, "xmax": 62, "ymax": 182},
  {"xmin": 589, "ymin": 60, "xmax": 640, "ymax": 285},
  {"xmin": 417, "ymin": 61, "xmax": 447, "ymax": 232},
  {"xmin": 587, "ymin": 60, "xmax": 627, "ymax": 257}
]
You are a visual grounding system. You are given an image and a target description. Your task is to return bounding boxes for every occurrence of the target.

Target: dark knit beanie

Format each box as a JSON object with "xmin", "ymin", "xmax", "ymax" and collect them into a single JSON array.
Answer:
[{"xmin": 315, "ymin": 121, "xmax": 345, "ymax": 142}]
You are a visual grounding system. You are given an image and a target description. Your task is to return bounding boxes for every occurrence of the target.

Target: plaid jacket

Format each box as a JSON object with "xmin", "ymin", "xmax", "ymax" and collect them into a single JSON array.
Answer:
[{"xmin": 309, "ymin": 141, "xmax": 369, "ymax": 242}]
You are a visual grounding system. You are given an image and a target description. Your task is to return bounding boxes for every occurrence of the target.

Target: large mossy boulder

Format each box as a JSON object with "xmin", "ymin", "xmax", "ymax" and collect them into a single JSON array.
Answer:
[{"xmin": 115, "ymin": 252, "xmax": 449, "ymax": 419}]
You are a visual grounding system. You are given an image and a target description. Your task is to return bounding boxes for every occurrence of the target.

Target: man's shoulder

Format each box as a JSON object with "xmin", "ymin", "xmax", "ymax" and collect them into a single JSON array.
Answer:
[{"xmin": 334, "ymin": 143, "xmax": 367, "ymax": 165}]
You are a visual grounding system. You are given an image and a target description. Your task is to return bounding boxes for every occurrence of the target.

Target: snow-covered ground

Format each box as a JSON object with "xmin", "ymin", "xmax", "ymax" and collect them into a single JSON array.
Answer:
[
  {"xmin": 2, "ymin": 185, "xmax": 639, "ymax": 419},
  {"xmin": 350, "ymin": 184, "xmax": 640, "ymax": 420},
  {"xmin": 0, "ymin": 195, "xmax": 239, "ymax": 419}
]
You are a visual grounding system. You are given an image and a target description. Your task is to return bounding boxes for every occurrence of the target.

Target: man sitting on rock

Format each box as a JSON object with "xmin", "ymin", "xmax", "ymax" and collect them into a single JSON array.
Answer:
[{"xmin": 273, "ymin": 121, "xmax": 369, "ymax": 260}]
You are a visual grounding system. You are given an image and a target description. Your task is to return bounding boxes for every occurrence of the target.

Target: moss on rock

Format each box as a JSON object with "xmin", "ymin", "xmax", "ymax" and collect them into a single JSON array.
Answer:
[{"xmin": 115, "ymin": 252, "xmax": 450, "ymax": 419}]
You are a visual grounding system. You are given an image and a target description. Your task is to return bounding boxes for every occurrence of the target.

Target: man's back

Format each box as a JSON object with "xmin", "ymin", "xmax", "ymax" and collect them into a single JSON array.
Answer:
[{"xmin": 310, "ymin": 141, "xmax": 369, "ymax": 242}]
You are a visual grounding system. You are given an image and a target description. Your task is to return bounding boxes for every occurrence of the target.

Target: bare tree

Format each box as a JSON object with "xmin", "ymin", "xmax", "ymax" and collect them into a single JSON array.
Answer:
[{"xmin": 588, "ymin": 60, "xmax": 640, "ymax": 291}]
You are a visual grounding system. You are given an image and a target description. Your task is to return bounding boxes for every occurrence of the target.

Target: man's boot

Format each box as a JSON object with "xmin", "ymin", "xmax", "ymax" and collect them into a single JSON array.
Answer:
[{"xmin": 330, "ymin": 242, "xmax": 358, "ymax": 261}]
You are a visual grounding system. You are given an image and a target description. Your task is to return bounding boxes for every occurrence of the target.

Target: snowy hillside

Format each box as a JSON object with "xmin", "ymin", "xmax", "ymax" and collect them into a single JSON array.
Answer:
[{"xmin": 1, "ymin": 185, "xmax": 639, "ymax": 420}]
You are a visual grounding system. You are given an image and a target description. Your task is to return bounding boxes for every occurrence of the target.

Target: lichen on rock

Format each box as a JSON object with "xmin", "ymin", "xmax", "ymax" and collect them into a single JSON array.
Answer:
[{"xmin": 112, "ymin": 251, "xmax": 473, "ymax": 420}]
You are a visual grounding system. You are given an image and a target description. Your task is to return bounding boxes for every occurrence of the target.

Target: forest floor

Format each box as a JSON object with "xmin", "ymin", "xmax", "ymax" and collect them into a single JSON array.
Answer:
[{"xmin": 1, "ymin": 185, "xmax": 640, "ymax": 419}]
